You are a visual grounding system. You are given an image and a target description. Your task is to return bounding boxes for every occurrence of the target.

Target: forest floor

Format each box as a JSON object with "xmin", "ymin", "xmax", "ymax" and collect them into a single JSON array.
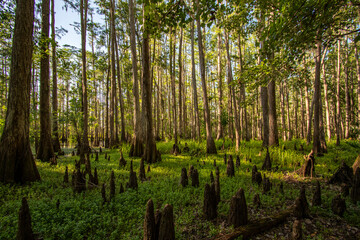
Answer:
[{"xmin": 1, "ymin": 139, "xmax": 360, "ymax": 239}]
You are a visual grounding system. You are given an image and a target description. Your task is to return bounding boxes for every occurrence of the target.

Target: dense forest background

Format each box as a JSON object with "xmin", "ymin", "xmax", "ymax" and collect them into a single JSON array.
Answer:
[{"xmin": 1, "ymin": 0, "xmax": 359, "ymax": 159}]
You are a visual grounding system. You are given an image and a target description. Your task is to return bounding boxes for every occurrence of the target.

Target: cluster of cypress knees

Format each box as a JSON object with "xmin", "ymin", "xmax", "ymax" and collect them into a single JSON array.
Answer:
[{"xmin": 15, "ymin": 147, "xmax": 360, "ymax": 240}]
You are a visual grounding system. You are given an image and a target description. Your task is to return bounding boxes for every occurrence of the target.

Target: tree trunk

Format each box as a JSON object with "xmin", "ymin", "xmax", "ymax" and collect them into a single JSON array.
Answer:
[
  {"xmin": 323, "ymin": 63, "xmax": 331, "ymax": 140},
  {"xmin": 313, "ymin": 40, "xmax": 322, "ymax": 155},
  {"xmin": 37, "ymin": 0, "xmax": 55, "ymax": 162},
  {"xmin": 345, "ymin": 38, "xmax": 350, "ymax": 139},
  {"xmin": 225, "ymin": 31, "xmax": 240, "ymax": 151},
  {"xmin": 115, "ymin": 33, "xmax": 126, "ymax": 143},
  {"xmin": 285, "ymin": 81, "xmax": 292, "ymax": 140},
  {"xmin": 129, "ymin": 0, "xmax": 143, "ymax": 156},
  {"xmin": 142, "ymin": 0, "xmax": 160, "ymax": 164},
  {"xmin": 355, "ymin": 44, "xmax": 360, "ymax": 132},
  {"xmin": 268, "ymin": 76, "xmax": 279, "ymax": 146},
  {"xmin": 170, "ymin": 28, "xmax": 178, "ymax": 146},
  {"xmin": 109, "ymin": 0, "xmax": 117, "ymax": 147},
  {"xmin": 238, "ymin": 38, "xmax": 249, "ymax": 141},
  {"xmin": 196, "ymin": 0, "xmax": 216, "ymax": 154},
  {"xmin": 305, "ymin": 60, "xmax": 311, "ymax": 144},
  {"xmin": 0, "ymin": 0, "xmax": 40, "ymax": 183},
  {"xmin": 280, "ymin": 81, "xmax": 286, "ymax": 140},
  {"xmin": 190, "ymin": 21, "xmax": 200, "ymax": 141},
  {"xmin": 178, "ymin": 28, "xmax": 183, "ymax": 138},
  {"xmin": 51, "ymin": 0, "xmax": 61, "ymax": 153},
  {"xmin": 216, "ymin": 26, "xmax": 223, "ymax": 140},
  {"xmin": 336, "ymin": 39, "xmax": 341, "ymax": 145}
]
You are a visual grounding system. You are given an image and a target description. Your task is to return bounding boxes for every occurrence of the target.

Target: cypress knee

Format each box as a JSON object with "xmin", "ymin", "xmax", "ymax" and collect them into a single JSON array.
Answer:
[
  {"xmin": 143, "ymin": 199, "xmax": 156, "ymax": 240},
  {"xmin": 262, "ymin": 147, "xmax": 271, "ymax": 171},
  {"xmin": 312, "ymin": 181, "xmax": 321, "ymax": 206},
  {"xmin": 228, "ymin": 188, "xmax": 248, "ymax": 227},
  {"xmin": 203, "ymin": 183, "xmax": 217, "ymax": 220},
  {"xmin": 110, "ymin": 171, "xmax": 115, "ymax": 199},
  {"xmin": 16, "ymin": 198, "xmax": 35, "ymax": 240},
  {"xmin": 158, "ymin": 204, "xmax": 175, "ymax": 240},
  {"xmin": 215, "ymin": 167, "xmax": 220, "ymax": 204},
  {"xmin": 227, "ymin": 155, "xmax": 235, "ymax": 177},
  {"xmin": 180, "ymin": 167, "xmax": 188, "ymax": 187}
]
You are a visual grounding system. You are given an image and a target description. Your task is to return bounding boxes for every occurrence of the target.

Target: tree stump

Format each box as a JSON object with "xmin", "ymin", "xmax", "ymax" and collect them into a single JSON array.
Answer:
[
  {"xmin": 352, "ymin": 154, "xmax": 360, "ymax": 175},
  {"xmin": 74, "ymin": 169, "xmax": 86, "ymax": 193},
  {"xmin": 203, "ymin": 183, "xmax": 217, "ymax": 220},
  {"xmin": 110, "ymin": 171, "xmax": 115, "ymax": 199},
  {"xmin": 191, "ymin": 168, "xmax": 199, "ymax": 187},
  {"xmin": 300, "ymin": 150, "xmax": 315, "ymax": 177},
  {"xmin": 236, "ymin": 155, "xmax": 240, "ymax": 168},
  {"xmin": 154, "ymin": 209, "xmax": 162, "ymax": 240},
  {"xmin": 95, "ymin": 152, "xmax": 99, "ymax": 162},
  {"xmin": 189, "ymin": 165, "xmax": 194, "ymax": 178},
  {"xmin": 16, "ymin": 197, "xmax": 35, "ymax": 240},
  {"xmin": 253, "ymin": 193, "xmax": 260, "ymax": 208},
  {"xmin": 101, "ymin": 183, "xmax": 107, "ymax": 204},
  {"xmin": 329, "ymin": 161, "xmax": 353, "ymax": 185},
  {"xmin": 294, "ymin": 185, "xmax": 309, "ymax": 219},
  {"xmin": 158, "ymin": 204, "xmax": 175, "ymax": 240},
  {"xmin": 331, "ymin": 194, "xmax": 346, "ymax": 217},
  {"xmin": 262, "ymin": 175, "xmax": 271, "ymax": 193},
  {"xmin": 227, "ymin": 155, "xmax": 235, "ymax": 177},
  {"xmin": 292, "ymin": 220, "xmax": 302, "ymax": 240},
  {"xmin": 312, "ymin": 181, "xmax": 321, "ymax": 206},
  {"xmin": 224, "ymin": 153, "xmax": 227, "ymax": 165},
  {"xmin": 183, "ymin": 143, "xmax": 190, "ymax": 153},
  {"xmin": 93, "ymin": 167, "xmax": 99, "ymax": 186},
  {"xmin": 143, "ymin": 199, "xmax": 156, "ymax": 240},
  {"xmin": 119, "ymin": 183, "xmax": 124, "ymax": 193},
  {"xmin": 171, "ymin": 143, "xmax": 180, "ymax": 155},
  {"xmin": 119, "ymin": 152, "xmax": 126, "ymax": 167},
  {"xmin": 63, "ymin": 166, "xmax": 69, "ymax": 184},
  {"xmin": 147, "ymin": 165, "xmax": 151, "ymax": 173},
  {"xmin": 251, "ymin": 165, "xmax": 258, "ymax": 183},
  {"xmin": 215, "ymin": 167, "xmax": 220, "ymax": 204},
  {"xmin": 139, "ymin": 158, "xmax": 146, "ymax": 182},
  {"xmin": 262, "ymin": 148, "xmax": 272, "ymax": 171},
  {"xmin": 127, "ymin": 160, "xmax": 138, "ymax": 190},
  {"xmin": 180, "ymin": 167, "xmax": 188, "ymax": 187},
  {"xmin": 350, "ymin": 167, "xmax": 360, "ymax": 204},
  {"xmin": 228, "ymin": 188, "xmax": 248, "ymax": 227}
]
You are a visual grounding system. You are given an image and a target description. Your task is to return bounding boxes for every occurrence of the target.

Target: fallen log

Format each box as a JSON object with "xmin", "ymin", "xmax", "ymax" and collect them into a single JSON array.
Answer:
[{"xmin": 214, "ymin": 205, "xmax": 295, "ymax": 240}]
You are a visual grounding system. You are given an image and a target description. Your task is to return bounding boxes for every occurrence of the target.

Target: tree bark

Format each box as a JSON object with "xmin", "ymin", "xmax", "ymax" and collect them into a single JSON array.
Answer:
[
  {"xmin": 51, "ymin": 0, "xmax": 61, "ymax": 153},
  {"xmin": 225, "ymin": 31, "xmax": 240, "ymax": 151},
  {"xmin": 313, "ymin": 40, "xmax": 322, "ymax": 155},
  {"xmin": 109, "ymin": 0, "xmax": 117, "ymax": 147},
  {"xmin": 37, "ymin": 0, "xmax": 55, "ymax": 162},
  {"xmin": 129, "ymin": 0, "xmax": 143, "ymax": 156},
  {"xmin": 196, "ymin": 0, "xmax": 216, "ymax": 154},
  {"xmin": 336, "ymin": 39, "xmax": 341, "ymax": 145},
  {"xmin": 355, "ymin": 44, "xmax": 360, "ymax": 133},
  {"xmin": 268, "ymin": 76, "xmax": 279, "ymax": 146},
  {"xmin": 190, "ymin": 21, "xmax": 200, "ymax": 141},
  {"xmin": 142, "ymin": 0, "xmax": 160, "ymax": 164},
  {"xmin": 216, "ymin": 26, "xmax": 223, "ymax": 140},
  {"xmin": 178, "ymin": 28, "xmax": 183, "ymax": 138},
  {"xmin": 0, "ymin": 0, "xmax": 40, "ymax": 183},
  {"xmin": 80, "ymin": 0, "xmax": 89, "ymax": 159},
  {"xmin": 323, "ymin": 63, "xmax": 331, "ymax": 140}
]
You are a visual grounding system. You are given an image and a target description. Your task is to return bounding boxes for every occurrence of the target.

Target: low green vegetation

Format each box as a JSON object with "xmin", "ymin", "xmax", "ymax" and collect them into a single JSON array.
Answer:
[{"xmin": 1, "ymin": 139, "xmax": 359, "ymax": 239}]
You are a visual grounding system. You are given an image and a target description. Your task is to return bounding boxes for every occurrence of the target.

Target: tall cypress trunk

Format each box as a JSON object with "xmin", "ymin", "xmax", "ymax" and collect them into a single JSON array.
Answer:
[
  {"xmin": 37, "ymin": 0, "xmax": 54, "ymax": 162},
  {"xmin": 355, "ymin": 45, "xmax": 360, "ymax": 131},
  {"xmin": 79, "ymin": 0, "xmax": 89, "ymax": 159},
  {"xmin": 129, "ymin": 0, "xmax": 143, "ymax": 156},
  {"xmin": 280, "ymin": 81, "xmax": 286, "ymax": 140},
  {"xmin": 51, "ymin": 0, "xmax": 60, "ymax": 153},
  {"xmin": 196, "ymin": 0, "xmax": 216, "ymax": 153},
  {"xmin": 313, "ymin": 40, "xmax": 323, "ymax": 155},
  {"xmin": 225, "ymin": 31, "xmax": 240, "ymax": 150},
  {"xmin": 285, "ymin": 81, "xmax": 292, "ymax": 140},
  {"xmin": 268, "ymin": 77, "xmax": 279, "ymax": 146},
  {"xmin": 336, "ymin": 39, "xmax": 341, "ymax": 145},
  {"xmin": 323, "ymin": 63, "xmax": 331, "ymax": 140},
  {"xmin": 170, "ymin": 28, "xmax": 178, "ymax": 145},
  {"xmin": 190, "ymin": 21, "xmax": 200, "ymax": 141},
  {"xmin": 0, "ymin": 0, "xmax": 40, "ymax": 183},
  {"xmin": 345, "ymin": 38, "xmax": 350, "ymax": 139},
  {"xmin": 178, "ymin": 28, "xmax": 183, "ymax": 138},
  {"xmin": 109, "ymin": 0, "xmax": 117, "ymax": 147},
  {"xmin": 142, "ymin": 0, "xmax": 159, "ymax": 163},
  {"xmin": 115, "ymin": 33, "xmax": 126, "ymax": 143},
  {"xmin": 216, "ymin": 26, "xmax": 223, "ymax": 140},
  {"xmin": 305, "ymin": 59, "xmax": 311, "ymax": 144}
]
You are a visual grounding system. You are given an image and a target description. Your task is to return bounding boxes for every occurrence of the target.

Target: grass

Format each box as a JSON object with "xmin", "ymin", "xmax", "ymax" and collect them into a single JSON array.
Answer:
[{"xmin": 0, "ymin": 138, "xmax": 360, "ymax": 239}]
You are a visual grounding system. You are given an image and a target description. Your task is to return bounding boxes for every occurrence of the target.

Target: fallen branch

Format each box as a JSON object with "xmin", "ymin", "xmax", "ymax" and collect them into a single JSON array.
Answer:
[{"xmin": 214, "ymin": 205, "xmax": 295, "ymax": 240}]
